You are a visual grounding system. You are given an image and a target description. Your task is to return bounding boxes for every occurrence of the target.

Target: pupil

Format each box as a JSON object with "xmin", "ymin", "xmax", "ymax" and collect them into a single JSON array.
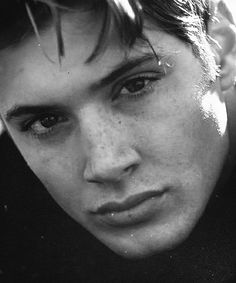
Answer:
[
  {"xmin": 126, "ymin": 79, "xmax": 145, "ymax": 92},
  {"xmin": 41, "ymin": 115, "xmax": 57, "ymax": 128}
]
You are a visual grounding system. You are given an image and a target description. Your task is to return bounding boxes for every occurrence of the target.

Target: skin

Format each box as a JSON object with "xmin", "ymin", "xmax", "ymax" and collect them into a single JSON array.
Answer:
[{"xmin": 0, "ymin": 12, "xmax": 229, "ymax": 258}]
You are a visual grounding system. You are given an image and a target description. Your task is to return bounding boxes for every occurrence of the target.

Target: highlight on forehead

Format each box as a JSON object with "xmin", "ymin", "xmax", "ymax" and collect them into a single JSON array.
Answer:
[{"xmin": 25, "ymin": 0, "xmax": 144, "ymax": 64}]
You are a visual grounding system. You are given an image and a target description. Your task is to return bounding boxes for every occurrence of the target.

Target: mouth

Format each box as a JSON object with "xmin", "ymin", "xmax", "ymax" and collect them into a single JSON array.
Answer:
[{"xmin": 92, "ymin": 189, "xmax": 168, "ymax": 227}]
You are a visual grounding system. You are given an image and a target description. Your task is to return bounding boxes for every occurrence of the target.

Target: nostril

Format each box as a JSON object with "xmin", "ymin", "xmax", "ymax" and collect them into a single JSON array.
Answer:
[
  {"xmin": 124, "ymin": 166, "xmax": 131, "ymax": 173},
  {"xmin": 84, "ymin": 163, "xmax": 139, "ymax": 184},
  {"xmin": 83, "ymin": 150, "xmax": 141, "ymax": 184},
  {"xmin": 123, "ymin": 163, "xmax": 138, "ymax": 174}
]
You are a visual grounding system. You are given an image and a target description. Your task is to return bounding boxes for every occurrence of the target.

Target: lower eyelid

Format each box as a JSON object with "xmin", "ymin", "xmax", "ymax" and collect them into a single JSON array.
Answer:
[{"xmin": 28, "ymin": 120, "xmax": 72, "ymax": 140}]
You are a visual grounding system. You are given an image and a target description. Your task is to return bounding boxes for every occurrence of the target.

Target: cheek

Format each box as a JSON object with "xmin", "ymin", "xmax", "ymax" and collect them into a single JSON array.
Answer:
[
  {"xmin": 22, "ymin": 146, "xmax": 87, "ymax": 211},
  {"xmin": 133, "ymin": 88, "xmax": 228, "ymax": 179}
]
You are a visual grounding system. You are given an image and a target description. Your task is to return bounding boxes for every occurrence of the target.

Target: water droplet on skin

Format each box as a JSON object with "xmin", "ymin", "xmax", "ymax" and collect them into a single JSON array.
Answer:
[{"xmin": 165, "ymin": 62, "xmax": 174, "ymax": 68}]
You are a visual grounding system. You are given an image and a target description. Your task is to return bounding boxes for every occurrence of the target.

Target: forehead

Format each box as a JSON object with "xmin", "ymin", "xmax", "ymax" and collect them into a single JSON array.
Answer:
[
  {"xmin": 0, "ymin": 13, "xmax": 103, "ymax": 102},
  {"xmin": 0, "ymin": 11, "xmax": 191, "ymax": 112}
]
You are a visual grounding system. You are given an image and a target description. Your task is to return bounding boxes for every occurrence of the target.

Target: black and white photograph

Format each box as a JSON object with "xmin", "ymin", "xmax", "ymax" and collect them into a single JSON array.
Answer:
[{"xmin": 0, "ymin": 0, "xmax": 236, "ymax": 282}]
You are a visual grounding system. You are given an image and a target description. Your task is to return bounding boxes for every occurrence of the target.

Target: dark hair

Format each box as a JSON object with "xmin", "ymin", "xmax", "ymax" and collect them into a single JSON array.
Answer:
[{"xmin": 0, "ymin": 0, "xmax": 214, "ymax": 70}]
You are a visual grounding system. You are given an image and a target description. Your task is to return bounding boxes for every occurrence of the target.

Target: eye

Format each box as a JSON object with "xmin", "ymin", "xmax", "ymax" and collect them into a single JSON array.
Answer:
[
  {"xmin": 113, "ymin": 73, "xmax": 161, "ymax": 102},
  {"xmin": 22, "ymin": 113, "xmax": 69, "ymax": 139},
  {"xmin": 32, "ymin": 115, "xmax": 59, "ymax": 132},
  {"xmin": 122, "ymin": 78, "xmax": 149, "ymax": 94}
]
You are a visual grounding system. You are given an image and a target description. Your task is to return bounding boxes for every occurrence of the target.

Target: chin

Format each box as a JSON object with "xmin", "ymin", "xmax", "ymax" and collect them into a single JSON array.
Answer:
[{"xmin": 97, "ymin": 221, "xmax": 195, "ymax": 259}]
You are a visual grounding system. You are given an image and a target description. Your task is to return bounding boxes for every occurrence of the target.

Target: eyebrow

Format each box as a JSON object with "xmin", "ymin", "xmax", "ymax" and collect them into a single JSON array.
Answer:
[
  {"xmin": 90, "ymin": 52, "xmax": 159, "ymax": 90},
  {"xmin": 5, "ymin": 105, "xmax": 66, "ymax": 122},
  {"xmin": 5, "ymin": 52, "xmax": 160, "ymax": 122}
]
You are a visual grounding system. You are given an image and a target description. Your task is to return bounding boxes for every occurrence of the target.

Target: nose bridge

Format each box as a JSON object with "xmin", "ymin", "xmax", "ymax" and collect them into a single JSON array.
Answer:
[
  {"xmin": 80, "ymin": 103, "xmax": 115, "ymax": 150},
  {"xmin": 80, "ymin": 104, "xmax": 140, "ymax": 183}
]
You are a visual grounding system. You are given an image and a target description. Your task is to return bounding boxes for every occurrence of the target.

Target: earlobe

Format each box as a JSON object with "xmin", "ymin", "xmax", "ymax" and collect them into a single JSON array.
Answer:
[{"xmin": 208, "ymin": 0, "xmax": 236, "ymax": 92}]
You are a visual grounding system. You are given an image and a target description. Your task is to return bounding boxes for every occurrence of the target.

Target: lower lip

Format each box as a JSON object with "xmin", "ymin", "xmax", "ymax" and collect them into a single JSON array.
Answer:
[{"xmin": 97, "ymin": 191, "xmax": 167, "ymax": 228}]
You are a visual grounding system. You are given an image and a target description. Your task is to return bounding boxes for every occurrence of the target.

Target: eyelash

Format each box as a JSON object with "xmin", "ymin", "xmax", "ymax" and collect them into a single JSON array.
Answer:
[
  {"xmin": 19, "ymin": 72, "xmax": 163, "ymax": 140},
  {"xmin": 21, "ymin": 113, "xmax": 68, "ymax": 140},
  {"xmin": 112, "ymin": 72, "xmax": 163, "ymax": 102}
]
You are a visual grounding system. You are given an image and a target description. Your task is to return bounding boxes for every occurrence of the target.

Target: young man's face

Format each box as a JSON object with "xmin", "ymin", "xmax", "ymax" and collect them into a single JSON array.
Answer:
[{"xmin": 0, "ymin": 12, "xmax": 229, "ymax": 258}]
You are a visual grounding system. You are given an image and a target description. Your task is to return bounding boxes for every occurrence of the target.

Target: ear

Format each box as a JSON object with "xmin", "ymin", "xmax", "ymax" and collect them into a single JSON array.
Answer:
[
  {"xmin": 208, "ymin": 0, "xmax": 236, "ymax": 92},
  {"xmin": 208, "ymin": 1, "xmax": 236, "ymax": 154}
]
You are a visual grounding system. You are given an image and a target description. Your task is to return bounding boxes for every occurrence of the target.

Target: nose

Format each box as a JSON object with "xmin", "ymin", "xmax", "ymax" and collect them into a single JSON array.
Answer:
[
  {"xmin": 81, "ymin": 105, "xmax": 141, "ymax": 184},
  {"xmin": 84, "ymin": 149, "xmax": 140, "ymax": 184}
]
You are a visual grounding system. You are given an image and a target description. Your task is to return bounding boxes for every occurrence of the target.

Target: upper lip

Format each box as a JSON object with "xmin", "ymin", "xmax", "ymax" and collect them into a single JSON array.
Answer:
[{"xmin": 93, "ymin": 190, "xmax": 167, "ymax": 215}]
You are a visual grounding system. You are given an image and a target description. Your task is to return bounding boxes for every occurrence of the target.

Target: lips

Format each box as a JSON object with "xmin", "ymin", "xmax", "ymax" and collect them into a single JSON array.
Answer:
[
  {"xmin": 92, "ymin": 189, "xmax": 168, "ymax": 227},
  {"xmin": 94, "ymin": 190, "xmax": 165, "ymax": 215}
]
